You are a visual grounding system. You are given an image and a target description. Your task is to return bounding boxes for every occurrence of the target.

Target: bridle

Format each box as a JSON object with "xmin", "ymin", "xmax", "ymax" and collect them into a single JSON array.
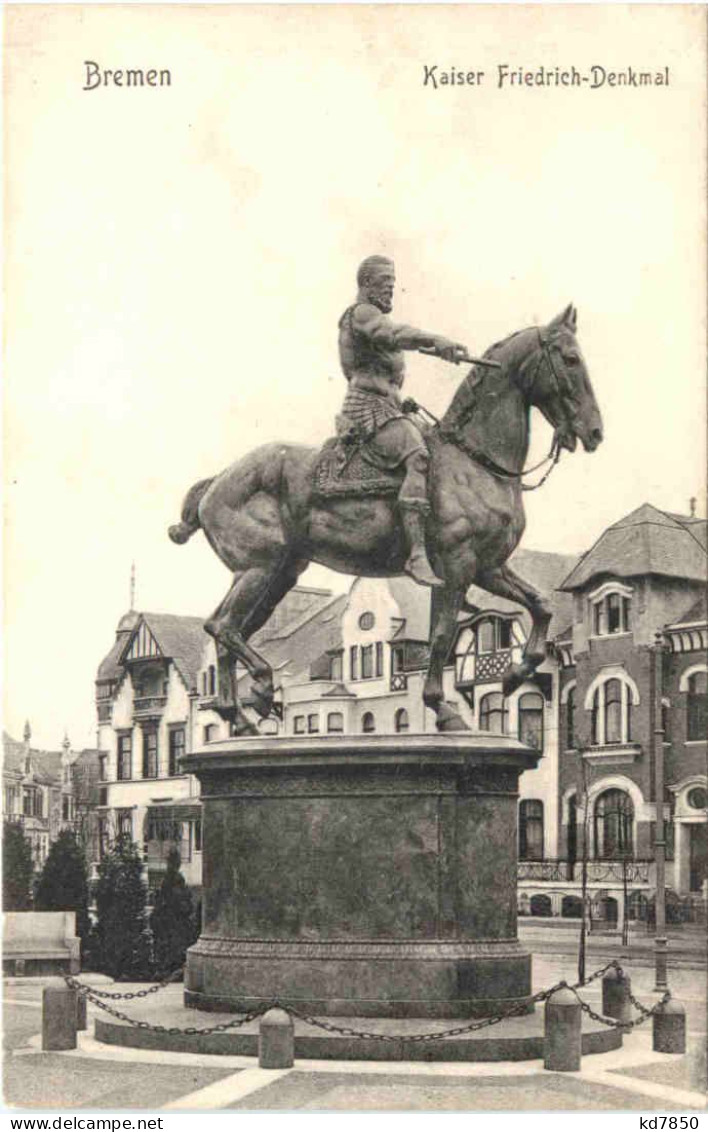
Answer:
[{"xmin": 435, "ymin": 326, "xmax": 573, "ymax": 492}]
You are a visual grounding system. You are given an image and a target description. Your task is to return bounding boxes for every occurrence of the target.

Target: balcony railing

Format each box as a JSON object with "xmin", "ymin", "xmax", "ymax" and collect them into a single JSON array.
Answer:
[
  {"xmin": 518, "ymin": 858, "xmax": 653, "ymax": 884},
  {"xmin": 133, "ymin": 695, "xmax": 167, "ymax": 717}
]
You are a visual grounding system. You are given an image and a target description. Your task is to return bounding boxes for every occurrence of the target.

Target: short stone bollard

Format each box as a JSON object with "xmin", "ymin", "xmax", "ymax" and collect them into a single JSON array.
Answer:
[
  {"xmin": 653, "ymin": 997, "xmax": 686, "ymax": 1054},
  {"xmin": 76, "ymin": 989, "xmax": 88, "ymax": 1032},
  {"xmin": 602, "ymin": 967, "xmax": 632, "ymax": 1024},
  {"xmin": 259, "ymin": 1007, "xmax": 294, "ymax": 1068},
  {"xmin": 42, "ymin": 983, "xmax": 78, "ymax": 1051},
  {"xmin": 544, "ymin": 985, "xmax": 582, "ymax": 1072}
]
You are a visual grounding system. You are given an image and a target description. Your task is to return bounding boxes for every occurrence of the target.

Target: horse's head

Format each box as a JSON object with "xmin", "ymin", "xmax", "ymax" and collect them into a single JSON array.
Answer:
[{"xmin": 526, "ymin": 305, "xmax": 603, "ymax": 453}]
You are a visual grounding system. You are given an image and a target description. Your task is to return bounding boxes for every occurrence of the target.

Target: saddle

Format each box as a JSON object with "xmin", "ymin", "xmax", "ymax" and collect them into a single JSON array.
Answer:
[{"xmin": 311, "ymin": 435, "xmax": 404, "ymax": 500}]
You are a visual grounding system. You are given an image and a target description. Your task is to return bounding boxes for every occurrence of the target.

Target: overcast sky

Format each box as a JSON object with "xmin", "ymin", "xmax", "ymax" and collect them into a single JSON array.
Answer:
[{"xmin": 4, "ymin": 4, "xmax": 706, "ymax": 750}]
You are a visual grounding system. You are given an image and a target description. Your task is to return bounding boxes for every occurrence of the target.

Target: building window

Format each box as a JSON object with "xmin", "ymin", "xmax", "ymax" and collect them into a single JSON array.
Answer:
[
  {"xmin": 142, "ymin": 729, "xmax": 158, "ymax": 778},
  {"xmin": 518, "ymin": 693, "xmax": 544, "ymax": 750},
  {"xmin": 391, "ymin": 647, "xmax": 404, "ymax": 675},
  {"xmin": 687, "ymin": 786, "xmax": 708, "ymax": 811},
  {"xmin": 358, "ymin": 611, "xmax": 375, "ymax": 631},
  {"xmin": 62, "ymin": 795, "xmax": 72, "ymax": 822},
  {"xmin": 203, "ymin": 724, "xmax": 219, "ymax": 744},
  {"xmin": 361, "ymin": 645, "xmax": 374, "ymax": 679},
  {"xmin": 117, "ymin": 809, "xmax": 133, "ymax": 840},
  {"xmin": 350, "ymin": 646, "xmax": 359, "ymax": 682},
  {"xmin": 362, "ymin": 712, "xmax": 375, "ymax": 734},
  {"xmin": 98, "ymin": 755, "xmax": 107, "ymax": 782},
  {"xmin": 294, "ymin": 715, "xmax": 305, "ymax": 734},
  {"xmin": 307, "ymin": 713, "xmax": 320, "ymax": 734},
  {"xmin": 687, "ymin": 671, "xmax": 707, "ymax": 741},
  {"xmin": 477, "ymin": 619, "xmax": 495, "ymax": 654},
  {"xmin": 329, "ymin": 654, "xmax": 343, "ymax": 682},
  {"xmin": 201, "ymin": 672, "xmax": 207, "ymax": 696},
  {"xmin": 98, "ymin": 817, "xmax": 109, "ymax": 859},
  {"xmin": 208, "ymin": 665, "xmax": 216, "ymax": 696},
  {"xmin": 394, "ymin": 708, "xmax": 409, "ymax": 733},
  {"xmin": 375, "ymin": 642, "xmax": 383, "ymax": 678},
  {"xmin": 169, "ymin": 728, "xmax": 185, "ymax": 776},
  {"xmin": 194, "ymin": 818, "xmax": 202, "ymax": 852},
  {"xmin": 117, "ymin": 734, "xmax": 132, "ymax": 780},
  {"xmin": 592, "ymin": 591, "xmax": 631, "ymax": 636},
  {"xmin": 594, "ymin": 789, "xmax": 633, "ymax": 858},
  {"xmin": 566, "ymin": 686, "xmax": 576, "ymax": 749},
  {"xmin": 519, "ymin": 800, "xmax": 544, "ymax": 860},
  {"xmin": 479, "ymin": 692, "xmax": 507, "ymax": 735},
  {"xmin": 590, "ymin": 677, "xmax": 634, "ymax": 746},
  {"xmin": 327, "ymin": 712, "xmax": 343, "ymax": 733}
]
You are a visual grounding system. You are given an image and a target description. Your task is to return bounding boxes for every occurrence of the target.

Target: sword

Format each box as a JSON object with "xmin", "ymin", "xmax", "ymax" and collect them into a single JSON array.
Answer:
[{"xmin": 418, "ymin": 346, "xmax": 501, "ymax": 369}]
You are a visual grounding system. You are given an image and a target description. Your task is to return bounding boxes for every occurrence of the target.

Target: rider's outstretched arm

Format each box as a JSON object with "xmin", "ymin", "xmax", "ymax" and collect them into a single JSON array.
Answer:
[{"xmin": 352, "ymin": 303, "xmax": 462, "ymax": 358}]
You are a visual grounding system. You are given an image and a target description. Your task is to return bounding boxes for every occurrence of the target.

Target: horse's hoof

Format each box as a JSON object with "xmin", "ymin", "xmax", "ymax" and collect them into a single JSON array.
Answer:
[
  {"xmin": 435, "ymin": 703, "xmax": 471, "ymax": 732},
  {"xmin": 251, "ymin": 684, "xmax": 274, "ymax": 720}
]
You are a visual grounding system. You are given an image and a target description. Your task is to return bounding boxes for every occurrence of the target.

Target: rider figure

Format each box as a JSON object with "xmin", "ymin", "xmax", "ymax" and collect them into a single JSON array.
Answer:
[{"xmin": 337, "ymin": 255, "xmax": 467, "ymax": 587}]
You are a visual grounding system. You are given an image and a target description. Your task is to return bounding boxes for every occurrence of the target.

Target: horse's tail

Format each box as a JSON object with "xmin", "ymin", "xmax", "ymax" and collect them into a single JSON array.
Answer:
[{"xmin": 168, "ymin": 477, "xmax": 215, "ymax": 545}]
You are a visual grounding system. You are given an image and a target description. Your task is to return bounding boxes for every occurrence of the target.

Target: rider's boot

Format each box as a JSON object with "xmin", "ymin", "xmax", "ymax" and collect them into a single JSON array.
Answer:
[{"xmin": 400, "ymin": 501, "xmax": 444, "ymax": 588}]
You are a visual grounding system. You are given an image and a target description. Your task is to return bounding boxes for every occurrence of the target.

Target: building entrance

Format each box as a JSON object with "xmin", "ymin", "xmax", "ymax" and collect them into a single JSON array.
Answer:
[{"xmin": 689, "ymin": 822, "xmax": 708, "ymax": 892}]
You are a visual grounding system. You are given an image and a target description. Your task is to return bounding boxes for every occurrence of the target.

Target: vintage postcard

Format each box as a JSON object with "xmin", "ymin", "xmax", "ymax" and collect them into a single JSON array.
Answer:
[{"xmin": 3, "ymin": 2, "xmax": 706, "ymax": 1120}]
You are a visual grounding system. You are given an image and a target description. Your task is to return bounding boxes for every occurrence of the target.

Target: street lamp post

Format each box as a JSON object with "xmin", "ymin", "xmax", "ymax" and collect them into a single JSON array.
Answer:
[{"xmin": 653, "ymin": 629, "xmax": 668, "ymax": 992}]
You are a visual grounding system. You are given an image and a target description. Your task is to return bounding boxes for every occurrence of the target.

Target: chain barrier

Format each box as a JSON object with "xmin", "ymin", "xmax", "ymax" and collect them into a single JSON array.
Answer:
[
  {"xmin": 64, "ymin": 958, "xmax": 669, "ymax": 1043},
  {"xmin": 568, "ymin": 985, "xmax": 671, "ymax": 1032},
  {"xmin": 65, "ymin": 967, "xmax": 185, "ymax": 1001}
]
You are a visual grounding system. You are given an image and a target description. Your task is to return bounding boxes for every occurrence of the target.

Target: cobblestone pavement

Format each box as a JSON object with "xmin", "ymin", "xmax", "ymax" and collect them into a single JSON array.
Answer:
[{"xmin": 3, "ymin": 951, "xmax": 705, "ymax": 1114}]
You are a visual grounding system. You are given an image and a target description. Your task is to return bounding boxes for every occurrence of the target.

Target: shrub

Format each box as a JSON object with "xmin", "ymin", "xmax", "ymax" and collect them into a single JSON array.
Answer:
[
  {"xmin": 3, "ymin": 821, "xmax": 34, "ymax": 911},
  {"xmin": 34, "ymin": 829, "xmax": 91, "ymax": 943},
  {"xmin": 94, "ymin": 835, "xmax": 151, "ymax": 979},
  {"xmin": 150, "ymin": 848, "xmax": 198, "ymax": 975}
]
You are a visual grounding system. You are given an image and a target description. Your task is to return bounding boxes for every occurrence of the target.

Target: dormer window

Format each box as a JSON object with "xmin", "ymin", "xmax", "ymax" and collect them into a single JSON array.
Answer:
[
  {"xmin": 589, "ymin": 583, "xmax": 632, "ymax": 637},
  {"xmin": 455, "ymin": 617, "xmax": 524, "ymax": 686}
]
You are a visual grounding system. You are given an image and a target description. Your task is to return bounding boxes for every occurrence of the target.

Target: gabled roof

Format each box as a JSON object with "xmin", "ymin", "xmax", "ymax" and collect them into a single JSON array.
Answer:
[
  {"xmin": 2, "ymin": 732, "xmax": 63, "ymax": 785},
  {"xmin": 257, "ymin": 594, "xmax": 349, "ymax": 683},
  {"xmin": 137, "ymin": 613, "xmax": 206, "ymax": 690},
  {"xmin": 387, "ymin": 577, "xmax": 432, "ymax": 642},
  {"xmin": 560, "ymin": 504, "xmax": 707, "ymax": 591}
]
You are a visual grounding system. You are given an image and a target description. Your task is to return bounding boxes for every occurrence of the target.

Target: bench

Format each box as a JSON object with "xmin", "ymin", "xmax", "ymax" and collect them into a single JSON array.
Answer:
[{"xmin": 3, "ymin": 911, "xmax": 81, "ymax": 976}]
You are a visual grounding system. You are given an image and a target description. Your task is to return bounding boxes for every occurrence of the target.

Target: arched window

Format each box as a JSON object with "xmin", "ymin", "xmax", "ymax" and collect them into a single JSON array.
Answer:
[
  {"xmin": 591, "ymin": 678, "xmax": 633, "ymax": 745},
  {"xmin": 687, "ymin": 671, "xmax": 707, "ymax": 741},
  {"xmin": 327, "ymin": 712, "xmax": 343, "ymax": 734},
  {"xmin": 518, "ymin": 693, "xmax": 544, "ymax": 749},
  {"xmin": 362, "ymin": 712, "xmax": 375, "ymax": 734},
  {"xmin": 479, "ymin": 692, "xmax": 507, "ymax": 735},
  {"xmin": 519, "ymin": 800, "xmax": 544, "ymax": 860},
  {"xmin": 566, "ymin": 686, "xmax": 576, "ymax": 749},
  {"xmin": 394, "ymin": 708, "xmax": 409, "ymax": 733},
  {"xmin": 594, "ymin": 789, "xmax": 633, "ymax": 859}
]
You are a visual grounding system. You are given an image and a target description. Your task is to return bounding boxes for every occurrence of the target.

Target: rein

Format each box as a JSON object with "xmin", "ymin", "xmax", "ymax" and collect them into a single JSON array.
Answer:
[{"xmin": 434, "ymin": 328, "xmax": 564, "ymax": 492}]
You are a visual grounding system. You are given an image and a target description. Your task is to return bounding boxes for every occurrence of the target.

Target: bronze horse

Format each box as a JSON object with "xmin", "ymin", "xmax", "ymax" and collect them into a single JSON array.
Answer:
[{"xmin": 169, "ymin": 305, "xmax": 603, "ymax": 734}]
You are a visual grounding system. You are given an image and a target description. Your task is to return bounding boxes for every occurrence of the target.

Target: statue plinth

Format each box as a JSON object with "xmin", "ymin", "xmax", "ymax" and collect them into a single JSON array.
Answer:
[{"xmin": 182, "ymin": 734, "xmax": 540, "ymax": 1018}]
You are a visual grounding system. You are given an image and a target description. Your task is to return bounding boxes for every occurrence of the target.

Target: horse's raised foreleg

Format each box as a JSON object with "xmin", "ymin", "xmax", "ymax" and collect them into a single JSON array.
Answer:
[
  {"xmin": 423, "ymin": 584, "xmax": 468, "ymax": 732},
  {"xmin": 476, "ymin": 564, "xmax": 553, "ymax": 696}
]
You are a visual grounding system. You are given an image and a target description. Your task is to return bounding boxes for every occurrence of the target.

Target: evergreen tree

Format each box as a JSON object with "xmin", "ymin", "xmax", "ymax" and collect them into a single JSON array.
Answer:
[
  {"xmin": 3, "ymin": 821, "xmax": 34, "ymax": 911},
  {"xmin": 94, "ymin": 835, "xmax": 151, "ymax": 979},
  {"xmin": 34, "ymin": 829, "xmax": 91, "ymax": 943},
  {"xmin": 150, "ymin": 848, "xmax": 198, "ymax": 975}
]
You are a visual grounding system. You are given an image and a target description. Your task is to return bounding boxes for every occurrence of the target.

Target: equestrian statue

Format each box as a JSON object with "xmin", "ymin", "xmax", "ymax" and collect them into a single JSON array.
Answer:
[{"xmin": 169, "ymin": 255, "xmax": 603, "ymax": 734}]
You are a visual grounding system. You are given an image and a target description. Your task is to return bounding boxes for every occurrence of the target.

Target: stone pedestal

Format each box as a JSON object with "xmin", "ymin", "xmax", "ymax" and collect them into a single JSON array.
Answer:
[{"xmin": 183, "ymin": 734, "xmax": 539, "ymax": 1019}]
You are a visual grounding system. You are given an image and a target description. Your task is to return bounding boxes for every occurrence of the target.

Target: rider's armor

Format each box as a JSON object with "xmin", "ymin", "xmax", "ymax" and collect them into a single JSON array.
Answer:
[{"xmin": 336, "ymin": 302, "xmax": 442, "ymax": 587}]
